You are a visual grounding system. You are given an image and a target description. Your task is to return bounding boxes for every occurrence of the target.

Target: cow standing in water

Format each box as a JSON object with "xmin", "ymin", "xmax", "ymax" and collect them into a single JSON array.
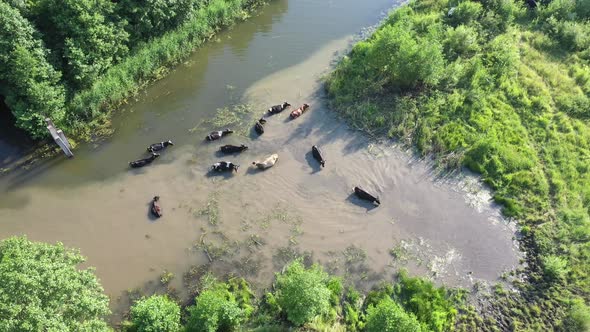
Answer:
[
  {"xmin": 311, "ymin": 145, "xmax": 326, "ymax": 167},
  {"xmin": 147, "ymin": 140, "xmax": 173, "ymax": 152},
  {"xmin": 353, "ymin": 186, "xmax": 380, "ymax": 206},
  {"xmin": 252, "ymin": 154, "xmax": 279, "ymax": 170},
  {"xmin": 290, "ymin": 103, "xmax": 310, "ymax": 119},
  {"xmin": 268, "ymin": 102, "xmax": 291, "ymax": 115},
  {"xmin": 129, "ymin": 153, "xmax": 160, "ymax": 168},
  {"xmin": 151, "ymin": 196, "xmax": 163, "ymax": 217},
  {"xmin": 220, "ymin": 144, "xmax": 248, "ymax": 154},
  {"xmin": 206, "ymin": 129, "xmax": 233, "ymax": 141},
  {"xmin": 211, "ymin": 161, "xmax": 239, "ymax": 172}
]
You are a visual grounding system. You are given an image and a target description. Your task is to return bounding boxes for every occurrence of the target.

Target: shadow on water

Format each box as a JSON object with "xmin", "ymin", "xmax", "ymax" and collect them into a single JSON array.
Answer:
[
  {"xmin": 245, "ymin": 165, "xmax": 267, "ymax": 175},
  {"xmin": 205, "ymin": 169, "xmax": 238, "ymax": 179},
  {"xmin": 304, "ymin": 150, "xmax": 322, "ymax": 174}
]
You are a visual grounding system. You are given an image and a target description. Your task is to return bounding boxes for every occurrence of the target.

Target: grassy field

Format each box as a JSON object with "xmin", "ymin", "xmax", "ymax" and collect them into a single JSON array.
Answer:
[{"xmin": 326, "ymin": 0, "xmax": 590, "ymax": 330}]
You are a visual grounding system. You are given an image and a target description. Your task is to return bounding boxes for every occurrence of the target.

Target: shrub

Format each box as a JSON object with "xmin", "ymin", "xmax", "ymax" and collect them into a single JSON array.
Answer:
[
  {"xmin": 273, "ymin": 260, "xmax": 332, "ymax": 326},
  {"xmin": 447, "ymin": 1, "xmax": 483, "ymax": 26},
  {"xmin": 365, "ymin": 297, "xmax": 422, "ymax": 332},
  {"xmin": 129, "ymin": 295, "xmax": 181, "ymax": 332},
  {"xmin": 186, "ymin": 276, "xmax": 244, "ymax": 332},
  {"xmin": 542, "ymin": 255, "xmax": 569, "ymax": 281},
  {"xmin": 444, "ymin": 25, "xmax": 480, "ymax": 58},
  {"xmin": 393, "ymin": 270, "xmax": 457, "ymax": 332}
]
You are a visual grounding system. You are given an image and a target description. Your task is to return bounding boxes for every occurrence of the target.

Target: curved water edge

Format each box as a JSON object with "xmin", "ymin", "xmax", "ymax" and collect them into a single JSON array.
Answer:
[{"xmin": 0, "ymin": 0, "xmax": 519, "ymax": 313}]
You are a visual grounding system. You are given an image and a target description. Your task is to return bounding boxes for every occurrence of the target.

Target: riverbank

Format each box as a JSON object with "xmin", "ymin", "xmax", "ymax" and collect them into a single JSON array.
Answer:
[
  {"xmin": 326, "ymin": 0, "xmax": 590, "ymax": 329},
  {"xmin": 0, "ymin": 0, "xmax": 269, "ymax": 143},
  {"xmin": 66, "ymin": 0, "xmax": 270, "ymax": 142}
]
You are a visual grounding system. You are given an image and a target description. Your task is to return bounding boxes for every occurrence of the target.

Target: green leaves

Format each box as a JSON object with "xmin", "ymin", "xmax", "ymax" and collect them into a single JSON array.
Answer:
[
  {"xmin": 0, "ymin": 236, "xmax": 110, "ymax": 332},
  {"xmin": 129, "ymin": 295, "xmax": 181, "ymax": 332},
  {"xmin": 0, "ymin": 1, "xmax": 66, "ymax": 138},
  {"xmin": 274, "ymin": 260, "xmax": 332, "ymax": 326},
  {"xmin": 365, "ymin": 297, "xmax": 422, "ymax": 332},
  {"xmin": 186, "ymin": 275, "xmax": 245, "ymax": 332}
]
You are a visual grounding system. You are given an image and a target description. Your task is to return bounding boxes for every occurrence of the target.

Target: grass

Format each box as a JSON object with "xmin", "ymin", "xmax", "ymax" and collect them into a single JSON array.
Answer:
[{"xmin": 326, "ymin": 0, "xmax": 590, "ymax": 329}]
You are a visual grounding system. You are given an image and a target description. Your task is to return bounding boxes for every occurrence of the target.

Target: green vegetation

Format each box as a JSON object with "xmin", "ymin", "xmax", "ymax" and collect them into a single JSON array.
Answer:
[
  {"xmin": 186, "ymin": 275, "xmax": 246, "ymax": 332},
  {"xmin": 0, "ymin": 236, "xmax": 110, "ymax": 332},
  {"xmin": 365, "ymin": 297, "xmax": 422, "ymax": 332},
  {"xmin": 273, "ymin": 260, "xmax": 333, "ymax": 326},
  {"xmin": 127, "ymin": 295, "xmax": 181, "ymax": 332},
  {"xmin": 0, "ymin": 236, "xmax": 462, "ymax": 331},
  {"xmin": 0, "ymin": 0, "xmax": 267, "ymax": 139},
  {"xmin": 326, "ymin": 0, "xmax": 590, "ymax": 329}
]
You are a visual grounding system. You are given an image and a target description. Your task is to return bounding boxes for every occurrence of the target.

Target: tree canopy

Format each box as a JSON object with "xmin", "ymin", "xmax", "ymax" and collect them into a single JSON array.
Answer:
[
  {"xmin": 129, "ymin": 295, "xmax": 181, "ymax": 332},
  {"xmin": 273, "ymin": 260, "xmax": 332, "ymax": 326},
  {"xmin": 0, "ymin": 236, "xmax": 111, "ymax": 332}
]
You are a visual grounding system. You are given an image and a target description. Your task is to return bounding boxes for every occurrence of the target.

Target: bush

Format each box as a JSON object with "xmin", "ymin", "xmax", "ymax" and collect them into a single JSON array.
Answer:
[
  {"xmin": 393, "ymin": 271, "xmax": 457, "ymax": 332},
  {"xmin": 129, "ymin": 295, "xmax": 181, "ymax": 332},
  {"xmin": 447, "ymin": 1, "xmax": 483, "ymax": 26},
  {"xmin": 368, "ymin": 19, "xmax": 445, "ymax": 90},
  {"xmin": 273, "ymin": 260, "xmax": 332, "ymax": 326},
  {"xmin": 542, "ymin": 255, "xmax": 569, "ymax": 281},
  {"xmin": 0, "ymin": 236, "xmax": 110, "ymax": 331},
  {"xmin": 444, "ymin": 25, "xmax": 480, "ymax": 58},
  {"xmin": 186, "ymin": 276, "xmax": 244, "ymax": 332},
  {"xmin": 365, "ymin": 297, "xmax": 422, "ymax": 332}
]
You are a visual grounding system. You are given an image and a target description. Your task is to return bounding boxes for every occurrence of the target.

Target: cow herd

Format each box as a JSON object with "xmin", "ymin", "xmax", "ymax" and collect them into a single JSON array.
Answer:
[{"xmin": 130, "ymin": 101, "xmax": 380, "ymax": 218}]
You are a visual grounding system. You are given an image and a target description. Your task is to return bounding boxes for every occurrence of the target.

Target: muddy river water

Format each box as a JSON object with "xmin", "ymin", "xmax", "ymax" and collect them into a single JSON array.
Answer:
[{"xmin": 0, "ymin": 0, "xmax": 519, "ymax": 311}]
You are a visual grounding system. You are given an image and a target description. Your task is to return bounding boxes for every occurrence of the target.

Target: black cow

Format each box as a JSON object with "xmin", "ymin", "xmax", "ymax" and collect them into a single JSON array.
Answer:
[
  {"xmin": 220, "ymin": 144, "xmax": 248, "ymax": 154},
  {"xmin": 147, "ymin": 140, "xmax": 173, "ymax": 152},
  {"xmin": 129, "ymin": 153, "xmax": 160, "ymax": 168},
  {"xmin": 353, "ymin": 186, "xmax": 380, "ymax": 206},
  {"xmin": 312, "ymin": 145, "xmax": 325, "ymax": 167}
]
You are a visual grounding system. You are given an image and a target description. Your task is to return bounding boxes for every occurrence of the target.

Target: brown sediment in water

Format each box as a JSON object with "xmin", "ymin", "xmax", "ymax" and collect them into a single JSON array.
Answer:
[{"xmin": 0, "ymin": 0, "xmax": 519, "ymax": 318}]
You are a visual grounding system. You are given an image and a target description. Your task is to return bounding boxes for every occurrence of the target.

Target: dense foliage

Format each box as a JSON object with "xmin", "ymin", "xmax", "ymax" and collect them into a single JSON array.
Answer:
[
  {"xmin": 0, "ymin": 1, "xmax": 66, "ymax": 137},
  {"xmin": 273, "ymin": 260, "xmax": 332, "ymax": 326},
  {"xmin": 0, "ymin": 236, "xmax": 459, "ymax": 331},
  {"xmin": 326, "ymin": 0, "xmax": 590, "ymax": 330},
  {"xmin": 0, "ymin": 236, "xmax": 110, "ymax": 332},
  {"xmin": 365, "ymin": 297, "xmax": 422, "ymax": 332},
  {"xmin": 0, "ymin": 0, "xmax": 266, "ymax": 139},
  {"xmin": 128, "ymin": 295, "xmax": 181, "ymax": 332},
  {"xmin": 186, "ymin": 275, "xmax": 246, "ymax": 332}
]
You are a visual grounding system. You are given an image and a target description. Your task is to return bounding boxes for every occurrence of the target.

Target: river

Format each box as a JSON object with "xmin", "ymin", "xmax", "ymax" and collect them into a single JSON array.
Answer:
[{"xmin": 0, "ymin": 0, "xmax": 519, "ymax": 313}]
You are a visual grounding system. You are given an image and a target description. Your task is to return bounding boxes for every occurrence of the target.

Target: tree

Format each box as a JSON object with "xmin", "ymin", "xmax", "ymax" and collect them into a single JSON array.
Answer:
[
  {"xmin": 365, "ymin": 297, "xmax": 422, "ymax": 332},
  {"xmin": 27, "ymin": 0, "xmax": 129, "ymax": 89},
  {"xmin": 274, "ymin": 260, "xmax": 332, "ymax": 326},
  {"xmin": 118, "ymin": 0, "xmax": 194, "ymax": 44},
  {"xmin": 0, "ymin": 236, "xmax": 111, "ymax": 332},
  {"xmin": 186, "ymin": 276, "xmax": 244, "ymax": 332},
  {"xmin": 0, "ymin": 1, "xmax": 66, "ymax": 138},
  {"xmin": 129, "ymin": 295, "xmax": 181, "ymax": 332}
]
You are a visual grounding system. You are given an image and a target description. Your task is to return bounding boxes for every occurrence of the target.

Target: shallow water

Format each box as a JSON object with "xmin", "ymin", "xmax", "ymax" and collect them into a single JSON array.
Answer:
[{"xmin": 0, "ymin": 0, "xmax": 519, "ymax": 308}]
